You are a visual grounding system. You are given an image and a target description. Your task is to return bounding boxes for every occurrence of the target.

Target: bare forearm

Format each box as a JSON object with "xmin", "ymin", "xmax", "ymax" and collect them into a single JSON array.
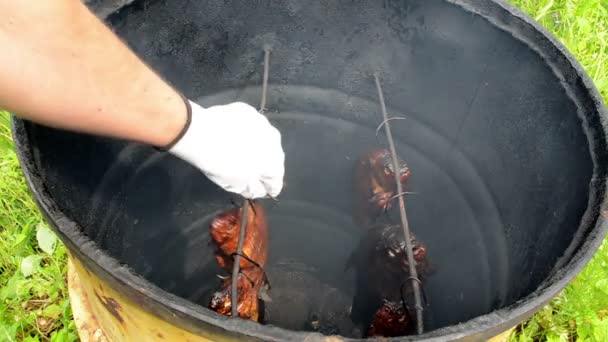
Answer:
[{"xmin": 0, "ymin": 0, "xmax": 186, "ymax": 146}]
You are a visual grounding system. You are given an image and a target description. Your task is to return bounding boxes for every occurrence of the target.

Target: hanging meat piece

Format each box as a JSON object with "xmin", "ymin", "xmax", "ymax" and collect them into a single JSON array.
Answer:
[
  {"xmin": 209, "ymin": 202, "xmax": 268, "ymax": 270},
  {"xmin": 366, "ymin": 301, "xmax": 411, "ymax": 337},
  {"xmin": 347, "ymin": 224, "xmax": 431, "ymax": 337},
  {"xmin": 208, "ymin": 202, "xmax": 269, "ymax": 322},
  {"xmin": 353, "ymin": 148, "xmax": 411, "ymax": 227},
  {"xmin": 208, "ymin": 267, "xmax": 267, "ymax": 322}
]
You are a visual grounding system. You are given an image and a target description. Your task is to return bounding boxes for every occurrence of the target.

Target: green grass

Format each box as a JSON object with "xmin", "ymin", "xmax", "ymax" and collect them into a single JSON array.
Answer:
[
  {"xmin": 0, "ymin": 113, "xmax": 77, "ymax": 342},
  {"xmin": 512, "ymin": 0, "xmax": 608, "ymax": 100},
  {"xmin": 508, "ymin": 1, "xmax": 608, "ymax": 341},
  {"xmin": 0, "ymin": 1, "xmax": 607, "ymax": 341}
]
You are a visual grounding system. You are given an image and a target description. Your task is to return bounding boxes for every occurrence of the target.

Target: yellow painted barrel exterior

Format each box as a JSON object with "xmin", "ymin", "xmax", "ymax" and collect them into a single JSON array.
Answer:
[
  {"xmin": 69, "ymin": 256, "xmax": 222, "ymax": 342},
  {"xmin": 68, "ymin": 255, "xmax": 514, "ymax": 342}
]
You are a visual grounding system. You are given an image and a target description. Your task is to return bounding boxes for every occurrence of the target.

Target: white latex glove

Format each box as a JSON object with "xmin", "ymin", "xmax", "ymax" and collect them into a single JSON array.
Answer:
[{"xmin": 167, "ymin": 100, "xmax": 284, "ymax": 199}]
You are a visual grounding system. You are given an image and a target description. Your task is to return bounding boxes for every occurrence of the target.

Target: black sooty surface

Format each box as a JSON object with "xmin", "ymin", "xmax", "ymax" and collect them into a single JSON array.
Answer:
[{"xmin": 262, "ymin": 259, "xmax": 361, "ymax": 337}]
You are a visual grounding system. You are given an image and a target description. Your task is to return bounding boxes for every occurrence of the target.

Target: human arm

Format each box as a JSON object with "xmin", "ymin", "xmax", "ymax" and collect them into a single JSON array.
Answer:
[
  {"xmin": 0, "ymin": 0, "xmax": 284, "ymax": 198},
  {"xmin": 0, "ymin": 0, "xmax": 186, "ymax": 146}
]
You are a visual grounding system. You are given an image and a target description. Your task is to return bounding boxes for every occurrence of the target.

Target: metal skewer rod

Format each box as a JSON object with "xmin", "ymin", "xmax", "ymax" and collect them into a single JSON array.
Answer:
[
  {"xmin": 373, "ymin": 73, "xmax": 424, "ymax": 334},
  {"xmin": 231, "ymin": 200, "xmax": 249, "ymax": 318},
  {"xmin": 231, "ymin": 47, "xmax": 271, "ymax": 319},
  {"xmin": 260, "ymin": 46, "xmax": 271, "ymax": 112}
]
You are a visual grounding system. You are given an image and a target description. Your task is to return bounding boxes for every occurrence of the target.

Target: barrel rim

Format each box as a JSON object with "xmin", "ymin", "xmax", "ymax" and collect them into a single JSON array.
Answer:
[{"xmin": 11, "ymin": 0, "xmax": 608, "ymax": 340}]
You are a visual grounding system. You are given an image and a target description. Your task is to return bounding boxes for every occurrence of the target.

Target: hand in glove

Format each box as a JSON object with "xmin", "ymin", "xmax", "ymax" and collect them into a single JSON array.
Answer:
[{"xmin": 164, "ymin": 100, "xmax": 284, "ymax": 199}]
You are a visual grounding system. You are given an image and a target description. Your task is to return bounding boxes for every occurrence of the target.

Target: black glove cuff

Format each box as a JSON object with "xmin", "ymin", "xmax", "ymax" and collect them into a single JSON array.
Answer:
[{"xmin": 155, "ymin": 93, "xmax": 192, "ymax": 151}]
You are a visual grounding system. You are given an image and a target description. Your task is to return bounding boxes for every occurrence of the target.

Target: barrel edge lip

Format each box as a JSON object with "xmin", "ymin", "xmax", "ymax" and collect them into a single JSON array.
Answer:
[{"xmin": 10, "ymin": 0, "xmax": 608, "ymax": 340}]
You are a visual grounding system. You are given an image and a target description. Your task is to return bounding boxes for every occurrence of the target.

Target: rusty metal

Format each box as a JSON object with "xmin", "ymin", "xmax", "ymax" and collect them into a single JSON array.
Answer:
[
  {"xmin": 373, "ymin": 73, "xmax": 424, "ymax": 334},
  {"xmin": 231, "ymin": 47, "xmax": 271, "ymax": 319},
  {"xmin": 68, "ymin": 258, "xmax": 109, "ymax": 342},
  {"xmin": 68, "ymin": 255, "xmax": 228, "ymax": 341}
]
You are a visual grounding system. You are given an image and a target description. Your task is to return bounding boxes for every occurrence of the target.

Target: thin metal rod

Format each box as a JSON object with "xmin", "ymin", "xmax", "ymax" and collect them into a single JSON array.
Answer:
[
  {"xmin": 261, "ymin": 48, "xmax": 279, "ymax": 202},
  {"xmin": 376, "ymin": 117, "xmax": 407, "ymax": 137},
  {"xmin": 374, "ymin": 73, "xmax": 424, "ymax": 334},
  {"xmin": 260, "ymin": 47, "xmax": 271, "ymax": 112},
  {"xmin": 230, "ymin": 47, "xmax": 271, "ymax": 319},
  {"xmin": 384, "ymin": 191, "xmax": 418, "ymax": 210},
  {"xmin": 231, "ymin": 200, "xmax": 249, "ymax": 318}
]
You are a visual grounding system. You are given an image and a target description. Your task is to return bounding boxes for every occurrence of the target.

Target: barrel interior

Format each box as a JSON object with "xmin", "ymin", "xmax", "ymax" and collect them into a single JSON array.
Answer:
[{"xmin": 20, "ymin": 0, "xmax": 594, "ymax": 338}]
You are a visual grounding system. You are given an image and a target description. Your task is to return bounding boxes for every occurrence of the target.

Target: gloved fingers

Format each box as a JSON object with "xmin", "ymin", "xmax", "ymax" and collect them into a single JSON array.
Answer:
[
  {"xmin": 204, "ymin": 174, "xmax": 237, "ymax": 195},
  {"xmin": 241, "ymin": 178, "xmax": 268, "ymax": 199},
  {"xmin": 244, "ymin": 116, "xmax": 284, "ymax": 198},
  {"xmin": 221, "ymin": 102, "xmax": 270, "ymax": 126},
  {"xmin": 225, "ymin": 101, "xmax": 255, "ymax": 112},
  {"xmin": 257, "ymin": 124, "xmax": 284, "ymax": 170},
  {"xmin": 171, "ymin": 100, "xmax": 285, "ymax": 200},
  {"xmin": 204, "ymin": 161, "xmax": 282, "ymax": 199},
  {"xmin": 260, "ymin": 174, "xmax": 283, "ymax": 198},
  {"xmin": 258, "ymin": 150, "xmax": 285, "ymax": 198}
]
